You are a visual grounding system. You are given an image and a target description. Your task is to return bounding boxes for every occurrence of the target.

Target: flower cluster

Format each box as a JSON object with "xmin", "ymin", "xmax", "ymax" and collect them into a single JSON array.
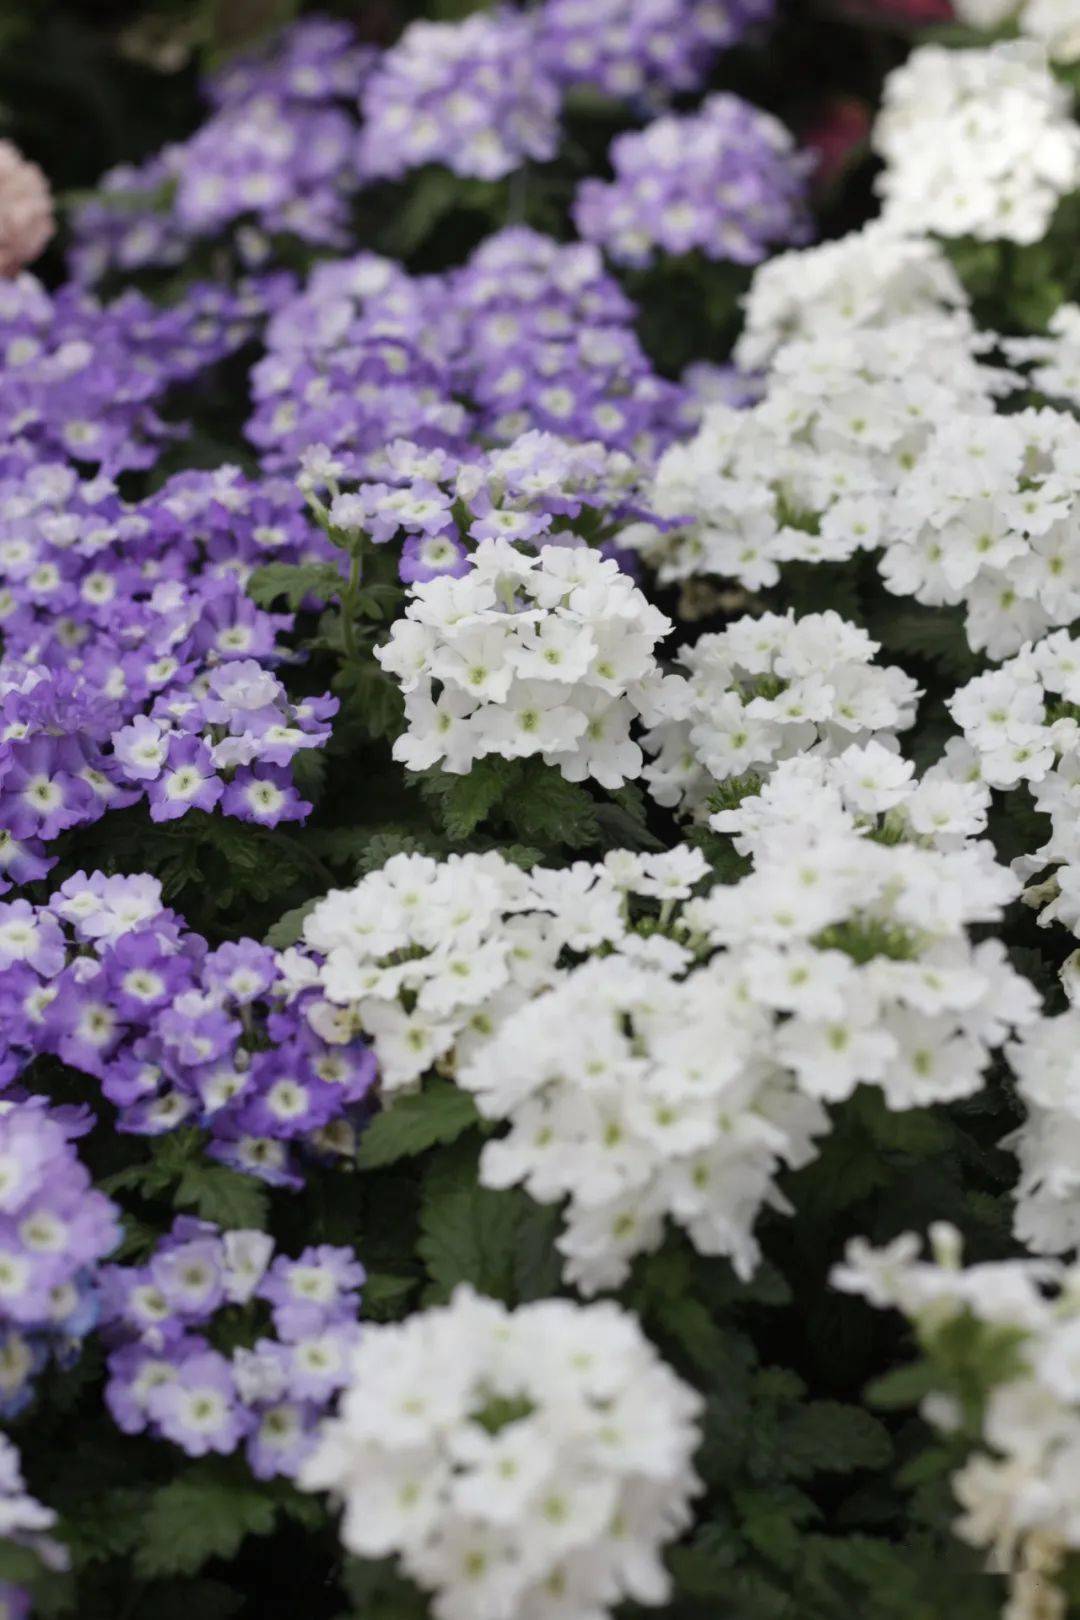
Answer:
[
  {"xmin": 0, "ymin": 873, "xmax": 375, "ymax": 1187},
  {"xmin": 871, "ymin": 42, "xmax": 1080, "ymax": 244},
  {"xmin": 573, "ymin": 94, "xmax": 812, "ymax": 268},
  {"xmin": 622, "ymin": 310, "xmax": 1006, "ymax": 591},
  {"xmin": 288, "ymin": 845, "xmax": 711, "ymax": 1093},
  {"xmin": 461, "ymin": 770, "xmax": 1034, "ymax": 1290},
  {"xmin": 833, "ymin": 1226, "xmax": 1080, "ymax": 1620},
  {"xmin": 357, "ymin": 10, "xmax": 561, "ymax": 183},
  {"xmin": 0, "ymin": 1098, "xmax": 120, "ymax": 1417},
  {"xmin": 732, "ymin": 222, "xmax": 970, "ymax": 371},
  {"xmin": 954, "ymin": 0, "xmax": 1080, "ymax": 62},
  {"xmin": 0, "ymin": 142, "xmax": 53, "ymax": 278},
  {"xmin": 322, "ymin": 430, "xmax": 642, "ymax": 588},
  {"xmin": 537, "ymin": 0, "xmax": 772, "ymax": 101},
  {"xmin": 69, "ymin": 18, "xmax": 374, "ymax": 281},
  {"xmin": 642, "ymin": 609, "xmax": 921, "ymax": 817},
  {"xmin": 0, "ymin": 462, "xmax": 340, "ymax": 877},
  {"xmin": 1006, "ymin": 1010, "xmax": 1080, "ymax": 1255},
  {"xmin": 249, "ymin": 228, "xmax": 686, "ymax": 475},
  {"xmin": 0, "ymin": 272, "xmax": 280, "ymax": 477},
  {"xmin": 882, "ymin": 408, "xmax": 1080, "ymax": 659},
  {"xmin": 101, "ymin": 1218, "xmax": 363, "ymax": 1477},
  {"xmin": 376, "ymin": 539, "xmax": 680, "ymax": 786},
  {"xmin": 301, "ymin": 1285, "xmax": 703, "ymax": 1620}
]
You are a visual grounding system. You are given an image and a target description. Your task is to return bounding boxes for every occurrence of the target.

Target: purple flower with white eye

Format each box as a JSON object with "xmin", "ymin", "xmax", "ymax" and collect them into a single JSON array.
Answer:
[
  {"xmin": 149, "ymin": 1234, "xmax": 228, "ymax": 1322},
  {"xmin": 573, "ymin": 93, "xmax": 813, "ymax": 268},
  {"xmin": 146, "ymin": 735, "xmax": 223, "ymax": 822},
  {"xmin": 357, "ymin": 10, "xmax": 560, "ymax": 183},
  {"xmin": 399, "ymin": 531, "xmax": 470, "ymax": 584},
  {"xmin": 202, "ymin": 941, "xmax": 277, "ymax": 1006},
  {"xmin": 146, "ymin": 1347, "xmax": 251, "ymax": 1457},
  {"xmin": 245, "ymin": 1399, "xmax": 320, "ymax": 1480},
  {"xmin": 113, "ymin": 715, "xmax": 169, "ymax": 781},
  {"xmin": 0, "ymin": 901, "xmax": 65, "ymax": 976},
  {"xmin": 220, "ymin": 768, "xmax": 311, "ymax": 826},
  {"xmin": 259, "ymin": 1245, "xmax": 365, "ymax": 1339},
  {"xmin": 281, "ymin": 1320, "xmax": 360, "ymax": 1402}
]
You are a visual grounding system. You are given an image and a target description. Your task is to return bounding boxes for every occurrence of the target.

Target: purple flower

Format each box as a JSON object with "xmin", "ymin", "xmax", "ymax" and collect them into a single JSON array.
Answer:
[
  {"xmin": 573, "ymin": 93, "xmax": 813, "ymax": 267},
  {"xmin": 357, "ymin": 11, "xmax": 560, "ymax": 183},
  {"xmin": 538, "ymin": 0, "xmax": 773, "ymax": 101},
  {"xmin": 146, "ymin": 735, "xmax": 223, "ymax": 822},
  {"xmin": 259, "ymin": 1245, "xmax": 365, "ymax": 1340},
  {"xmin": 146, "ymin": 1348, "xmax": 250, "ymax": 1456}
]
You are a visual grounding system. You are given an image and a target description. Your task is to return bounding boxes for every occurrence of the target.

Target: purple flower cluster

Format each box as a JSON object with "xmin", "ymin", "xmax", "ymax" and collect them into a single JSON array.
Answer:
[
  {"xmin": 101, "ymin": 1219, "xmax": 363, "ymax": 1476},
  {"xmin": 0, "ymin": 463, "xmax": 341, "ymax": 881},
  {"xmin": 574, "ymin": 93, "xmax": 814, "ymax": 267},
  {"xmin": 538, "ymin": 0, "xmax": 774, "ymax": 102},
  {"xmin": 357, "ymin": 10, "xmax": 560, "ymax": 183},
  {"xmin": 318, "ymin": 430, "xmax": 642, "ymax": 587},
  {"xmin": 249, "ymin": 227, "xmax": 685, "ymax": 475},
  {"xmin": 0, "ymin": 273, "xmax": 282, "ymax": 477},
  {"xmin": 69, "ymin": 18, "xmax": 374, "ymax": 283},
  {"xmin": 0, "ymin": 1098, "xmax": 120, "ymax": 1418},
  {"xmin": 0, "ymin": 1433, "xmax": 68, "ymax": 1617},
  {"xmin": 0, "ymin": 874, "xmax": 376, "ymax": 1187}
]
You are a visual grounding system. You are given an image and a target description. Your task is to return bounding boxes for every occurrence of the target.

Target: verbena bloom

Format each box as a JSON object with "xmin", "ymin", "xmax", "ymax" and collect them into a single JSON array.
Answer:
[
  {"xmin": 872, "ymin": 41, "xmax": 1080, "ymax": 244},
  {"xmin": 537, "ymin": 0, "xmax": 772, "ymax": 101},
  {"xmin": 301, "ymin": 1285, "xmax": 703, "ymax": 1620},
  {"xmin": 357, "ymin": 10, "xmax": 560, "ymax": 183},
  {"xmin": 573, "ymin": 94, "xmax": 812, "ymax": 268}
]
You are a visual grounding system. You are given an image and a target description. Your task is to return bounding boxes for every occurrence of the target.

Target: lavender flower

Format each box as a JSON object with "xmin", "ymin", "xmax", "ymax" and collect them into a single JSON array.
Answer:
[
  {"xmin": 573, "ymin": 93, "xmax": 813, "ymax": 267},
  {"xmin": 357, "ymin": 10, "xmax": 560, "ymax": 182},
  {"xmin": 101, "ymin": 1221, "xmax": 364, "ymax": 1477},
  {"xmin": 538, "ymin": 0, "xmax": 773, "ymax": 102}
]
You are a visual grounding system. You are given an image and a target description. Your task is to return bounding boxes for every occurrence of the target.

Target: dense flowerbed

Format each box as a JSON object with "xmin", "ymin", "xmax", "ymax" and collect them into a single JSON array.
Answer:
[{"xmin": 3, "ymin": 0, "xmax": 1080, "ymax": 1616}]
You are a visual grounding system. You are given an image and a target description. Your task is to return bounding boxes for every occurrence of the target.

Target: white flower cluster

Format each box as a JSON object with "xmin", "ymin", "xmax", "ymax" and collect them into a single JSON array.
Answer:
[
  {"xmin": 954, "ymin": 0, "xmax": 1080, "ymax": 63},
  {"xmin": 642, "ymin": 609, "xmax": 920, "ymax": 816},
  {"xmin": 455, "ymin": 768, "xmax": 1035, "ymax": 1291},
  {"xmin": 283, "ymin": 845, "xmax": 712, "ymax": 1093},
  {"xmin": 300, "ymin": 1286, "xmax": 703, "ymax": 1620},
  {"xmin": 622, "ymin": 312, "xmax": 1005, "ymax": 591},
  {"xmin": 882, "ymin": 409, "xmax": 1080, "ymax": 659},
  {"xmin": 833, "ymin": 1226, "xmax": 1080, "ymax": 1620},
  {"xmin": 872, "ymin": 42, "xmax": 1080, "ymax": 244},
  {"xmin": 711, "ymin": 746, "xmax": 993, "ymax": 857},
  {"xmin": 376, "ymin": 539, "xmax": 681, "ymax": 787},
  {"xmin": 949, "ymin": 631, "xmax": 1080, "ymax": 932},
  {"xmin": 1006, "ymin": 1011, "xmax": 1080, "ymax": 1255},
  {"xmin": 1006, "ymin": 303, "xmax": 1080, "ymax": 409},
  {"xmin": 734, "ymin": 223, "xmax": 970, "ymax": 372}
]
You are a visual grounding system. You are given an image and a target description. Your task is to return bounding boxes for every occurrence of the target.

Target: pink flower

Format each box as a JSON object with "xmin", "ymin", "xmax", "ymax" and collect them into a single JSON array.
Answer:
[{"xmin": 0, "ymin": 141, "xmax": 54, "ymax": 277}]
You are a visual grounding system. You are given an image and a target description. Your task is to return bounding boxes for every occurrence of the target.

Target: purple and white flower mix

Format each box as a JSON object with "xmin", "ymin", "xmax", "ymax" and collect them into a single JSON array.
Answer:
[
  {"xmin": 100, "ymin": 1218, "xmax": 363, "ymax": 1477},
  {"xmin": 0, "ymin": 873, "xmax": 376, "ymax": 1188},
  {"xmin": 573, "ymin": 94, "xmax": 814, "ymax": 268}
]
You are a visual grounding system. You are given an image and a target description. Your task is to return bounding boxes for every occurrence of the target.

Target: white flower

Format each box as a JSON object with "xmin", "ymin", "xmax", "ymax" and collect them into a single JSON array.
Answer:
[
  {"xmin": 377, "ymin": 541, "xmax": 676, "ymax": 788},
  {"xmin": 872, "ymin": 43, "xmax": 1080, "ymax": 244},
  {"xmin": 301, "ymin": 1288, "xmax": 703, "ymax": 1620}
]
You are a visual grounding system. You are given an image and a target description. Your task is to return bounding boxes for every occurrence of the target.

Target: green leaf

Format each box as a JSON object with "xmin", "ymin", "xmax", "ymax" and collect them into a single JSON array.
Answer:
[
  {"xmin": 133, "ymin": 1464, "xmax": 279, "ymax": 1578},
  {"xmin": 418, "ymin": 1155, "xmax": 521, "ymax": 1303},
  {"xmin": 356, "ymin": 1081, "xmax": 480, "ymax": 1169},
  {"xmin": 782, "ymin": 1401, "xmax": 893, "ymax": 1477},
  {"xmin": 264, "ymin": 897, "xmax": 319, "ymax": 949},
  {"xmin": 421, "ymin": 758, "xmax": 511, "ymax": 842},
  {"xmin": 865, "ymin": 1362, "xmax": 940, "ymax": 1410},
  {"xmin": 363, "ymin": 1273, "xmax": 421, "ymax": 1322},
  {"xmin": 247, "ymin": 560, "xmax": 344, "ymax": 611}
]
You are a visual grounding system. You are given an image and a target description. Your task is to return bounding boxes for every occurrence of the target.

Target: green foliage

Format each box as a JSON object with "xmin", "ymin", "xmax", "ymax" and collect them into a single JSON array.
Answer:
[
  {"xmin": 355, "ymin": 1081, "xmax": 481, "ymax": 1169},
  {"xmin": 102, "ymin": 1129, "xmax": 270, "ymax": 1229},
  {"xmin": 132, "ymin": 1463, "xmax": 314, "ymax": 1578}
]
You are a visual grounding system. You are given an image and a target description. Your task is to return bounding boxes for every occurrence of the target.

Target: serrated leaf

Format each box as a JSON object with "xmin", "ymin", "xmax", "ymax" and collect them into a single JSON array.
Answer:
[
  {"xmin": 418, "ymin": 1158, "xmax": 521, "ymax": 1303},
  {"xmin": 133, "ymin": 1465, "xmax": 278, "ymax": 1578},
  {"xmin": 781, "ymin": 1401, "xmax": 893, "ymax": 1477},
  {"xmin": 421, "ymin": 758, "xmax": 510, "ymax": 842},
  {"xmin": 247, "ymin": 561, "xmax": 343, "ymax": 611},
  {"xmin": 356, "ymin": 1082, "xmax": 480, "ymax": 1169}
]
